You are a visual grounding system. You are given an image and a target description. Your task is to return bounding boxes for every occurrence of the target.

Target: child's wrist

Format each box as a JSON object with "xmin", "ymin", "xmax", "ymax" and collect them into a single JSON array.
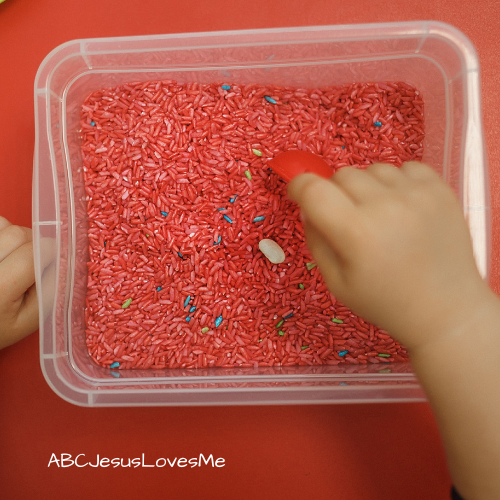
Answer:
[{"xmin": 408, "ymin": 284, "xmax": 500, "ymax": 360}]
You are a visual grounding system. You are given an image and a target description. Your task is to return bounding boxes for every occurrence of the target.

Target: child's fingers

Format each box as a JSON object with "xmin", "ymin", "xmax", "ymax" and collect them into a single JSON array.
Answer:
[
  {"xmin": 2, "ymin": 237, "xmax": 57, "ymax": 343},
  {"xmin": 332, "ymin": 167, "xmax": 386, "ymax": 204},
  {"xmin": 0, "ymin": 235, "xmax": 55, "ymax": 301},
  {"xmin": 8, "ymin": 258, "xmax": 57, "ymax": 347},
  {"xmin": 0, "ymin": 215, "xmax": 12, "ymax": 231},
  {"xmin": 36, "ymin": 261, "xmax": 57, "ymax": 327},
  {"xmin": 11, "ymin": 283, "xmax": 39, "ymax": 340},
  {"xmin": 366, "ymin": 163, "xmax": 404, "ymax": 187},
  {"xmin": 302, "ymin": 219, "xmax": 345, "ymax": 291},
  {"xmin": 38, "ymin": 236, "xmax": 57, "ymax": 274},
  {"xmin": 400, "ymin": 161, "xmax": 439, "ymax": 182},
  {"xmin": 0, "ymin": 285, "xmax": 38, "ymax": 350},
  {"xmin": 0, "ymin": 241, "xmax": 35, "ymax": 301},
  {"xmin": 0, "ymin": 224, "xmax": 32, "ymax": 262},
  {"xmin": 287, "ymin": 173, "xmax": 358, "ymax": 253}
]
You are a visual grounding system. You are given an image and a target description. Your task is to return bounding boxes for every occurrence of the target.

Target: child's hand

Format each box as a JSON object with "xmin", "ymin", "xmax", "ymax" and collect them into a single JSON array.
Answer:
[
  {"xmin": 288, "ymin": 161, "xmax": 492, "ymax": 353},
  {"xmin": 0, "ymin": 216, "xmax": 39, "ymax": 349}
]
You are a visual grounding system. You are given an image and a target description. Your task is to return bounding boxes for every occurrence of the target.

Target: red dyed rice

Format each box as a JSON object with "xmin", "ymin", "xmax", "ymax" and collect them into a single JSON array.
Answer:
[{"xmin": 81, "ymin": 80, "xmax": 424, "ymax": 369}]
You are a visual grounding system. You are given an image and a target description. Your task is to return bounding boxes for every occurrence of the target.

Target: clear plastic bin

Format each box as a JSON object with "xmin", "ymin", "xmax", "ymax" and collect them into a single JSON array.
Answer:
[{"xmin": 34, "ymin": 21, "xmax": 489, "ymax": 406}]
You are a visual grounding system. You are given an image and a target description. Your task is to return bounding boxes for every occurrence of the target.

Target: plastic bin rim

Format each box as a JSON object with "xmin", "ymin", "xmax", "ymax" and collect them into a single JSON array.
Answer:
[
  {"xmin": 33, "ymin": 19, "xmax": 482, "ymax": 406},
  {"xmin": 34, "ymin": 20, "xmax": 479, "ymax": 92}
]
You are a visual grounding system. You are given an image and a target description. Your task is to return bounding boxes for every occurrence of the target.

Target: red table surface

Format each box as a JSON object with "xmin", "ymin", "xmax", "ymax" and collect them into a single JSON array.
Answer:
[{"xmin": 1, "ymin": 1, "xmax": 499, "ymax": 499}]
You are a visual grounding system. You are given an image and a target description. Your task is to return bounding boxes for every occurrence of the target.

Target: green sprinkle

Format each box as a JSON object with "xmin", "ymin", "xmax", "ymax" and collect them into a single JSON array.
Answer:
[
  {"xmin": 278, "ymin": 330, "xmax": 285, "ymax": 336},
  {"xmin": 252, "ymin": 149, "xmax": 262, "ymax": 157},
  {"xmin": 201, "ymin": 327, "xmax": 209, "ymax": 334},
  {"xmin": 146, "ymin": 234, "xmax": 149, "ymax": 238},
  {"xmin": 298, "ymin": 283, "xmax": 305, "ymax": 290},
  {"xmin": 275, "ymin": 319, "xmax": 284, "ymax": 328},
  {"xmin": 377, "ymin": 353, "xmax": 391, "ymax": 358},
  {"xmin": 259, "ymin": 339, "xmax": 263, "ymax": 342},
  {"xmin": 301, "ymin": 345, "xmax": 309, "ymax": 350},
  {"xmin": 306, "ymin": 262, "xmax": 316, "ymax": 271},
  {"xmin": 378, "ymin": 368, "xmax": 392, "ymax": 374},
  {"xmin": 121, "ymin": 298, "xmax": 132, "ymax": 309},
  {"xmin": 332, "ymin": 318, "xmax": 344, "ymax": 324},
  {"xmin": 244, "ymin": 170, "xmax": 252, "ymax": 180}
]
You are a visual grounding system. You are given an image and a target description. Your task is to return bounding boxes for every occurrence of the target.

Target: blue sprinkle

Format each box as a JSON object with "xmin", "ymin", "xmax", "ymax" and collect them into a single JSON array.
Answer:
[
  {"xmin": 215, "ymin": 315, "xmax": 223, "ymax": 328},
  {"xmin": 264, "ymin": 95, "xmax": 277, "ymax": 104},
  {"xmin": 104, "ymin": 241, "xmax": 107, "ymax": 246},
  {"xmin": 189, "ymin": 306, "xmax": 196, "ymax": 313},
  {"xmin": 161, "ymin": 211, "xmax": 168, "ymax": 217},
  {"xmin": 213, "ymin": 235, "xmax": 222, "ymax": 246},
  {"xmin": 221, "ymin": 84, "xmax": 231, "ymax": 90},
  {"xmin": 186, "ymin": 316, "xmax": 191, "ymax": 322},
  {"xmin": 284, "ymin": 313, "xmax": 294, "ymax": 319},
  {"xmin": 184, "ymin": 295, "xmax": 191, "ymax": 308},
  {"xmin": 222, "ymin": 70, "xmax": 231, "ymax": 77},
  {"xmin": 229, "ymin": 195, "xmax": 237, "ymax": 203},
  {"xmin": 178, "ymin": 252, "xmax": 184, "ymax": 259},
  {"xmin": 338, "ymin": 350, "xmax": 349, "ymax": 357},
  {"xmin": 253, "ymin": 216, "xmax": 266, "ymax": 223},
  {"xmin": 342, "ymin": 146, "xmax": 345, "ymax": 150},
  {"xmin": 217, "ymin": 207, "xmax": 225, "ymax": 211},
  {"xmin": 223, "ymin": 215, "xmax": 233, "ymax": 223},
  {"xmin": 110, "ymin": 371, "xmax": 120, "ymax": 378},
  {"xmin": 110, "ymin": 362, "xmax": 120, "ymax": 369},
  {"xmin": 374, "ymin": 121, "xmax": 382, "ymax": 127},
  {"xmin": 90, "ymin": 121, "xmax": 96, "ymax": 126},
  {"xmin": 339, "ymin": 382, "xmax": 348, "ymax": 386},
  {"xmin": 156, "ymin": 286, "xmax": 162, "ymax": 292}
]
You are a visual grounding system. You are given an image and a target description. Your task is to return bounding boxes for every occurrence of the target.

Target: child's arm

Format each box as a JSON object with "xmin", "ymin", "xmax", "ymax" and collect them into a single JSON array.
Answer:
[
  {"xmin": 0, "ymin": 216, "xmax": 39, "ymax": 349},
  {"xmin": 288, "ymin": 162, "xmax": 500, "ymax": 500}
]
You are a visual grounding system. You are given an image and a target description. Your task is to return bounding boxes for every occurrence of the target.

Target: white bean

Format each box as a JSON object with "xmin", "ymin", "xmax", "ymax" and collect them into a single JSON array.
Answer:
[{"xmin": 258, "ymin": 238, "xmax": 285, "ymax": 264}]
